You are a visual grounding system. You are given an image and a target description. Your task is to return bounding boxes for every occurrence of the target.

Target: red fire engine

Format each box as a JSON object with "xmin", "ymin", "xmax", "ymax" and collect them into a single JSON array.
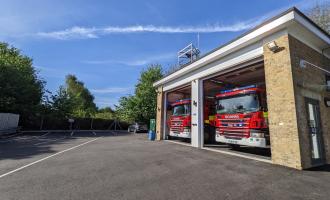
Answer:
[
  {"xmin": 168, "ymin": 99, "xmax": 192, "ymax": 138},
  {"xmin": 168, "ymin": 98, "xmax": 216, "ymax": 140},
  {"xmin": 214, "ymin": 85, "xmax": 270, "ymax": 148}
]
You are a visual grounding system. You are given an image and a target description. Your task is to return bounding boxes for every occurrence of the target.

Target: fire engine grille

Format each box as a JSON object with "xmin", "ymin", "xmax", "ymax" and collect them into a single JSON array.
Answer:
[
  {"xmin": 218, "ymin": 118, "xmax": 250, "ymax": 138},
  {"xmin": 170, "ymin": 120, "xmax": 182, "ymax": 133}
]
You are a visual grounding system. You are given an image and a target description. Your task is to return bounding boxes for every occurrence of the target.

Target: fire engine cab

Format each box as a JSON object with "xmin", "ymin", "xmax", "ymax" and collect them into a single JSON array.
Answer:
[{"xmin": 214, "ymin": 85, "xmax": 270, "ymax": 148}]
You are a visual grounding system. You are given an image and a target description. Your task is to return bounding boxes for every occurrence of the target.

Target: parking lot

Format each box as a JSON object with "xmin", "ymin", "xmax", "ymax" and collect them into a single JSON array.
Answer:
[{"xmin": 1, "ymin": 131, "xmax": 330, "ymax": 200}]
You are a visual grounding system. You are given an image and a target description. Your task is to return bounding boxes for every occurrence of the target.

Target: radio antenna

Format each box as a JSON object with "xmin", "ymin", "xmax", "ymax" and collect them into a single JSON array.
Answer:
[{"xmin": 197, "ymin": 32, "xmax": 200, "ymax": 49}]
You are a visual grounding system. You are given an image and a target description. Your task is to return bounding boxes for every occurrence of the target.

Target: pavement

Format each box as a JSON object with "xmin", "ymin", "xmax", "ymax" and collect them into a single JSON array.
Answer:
[{"xmin": 0, "ymin": 131, "xmax": 330, "ymax": 200}]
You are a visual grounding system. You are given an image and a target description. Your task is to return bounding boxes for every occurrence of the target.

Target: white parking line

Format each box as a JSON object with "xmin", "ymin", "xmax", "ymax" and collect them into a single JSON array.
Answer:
[
  {"xmin": 33, "ymin": 136, "xmax": 67, "ymax": 146},
  {"xmin": 0, "ymin": 137, "xmax": 101, "ymax": 179}
]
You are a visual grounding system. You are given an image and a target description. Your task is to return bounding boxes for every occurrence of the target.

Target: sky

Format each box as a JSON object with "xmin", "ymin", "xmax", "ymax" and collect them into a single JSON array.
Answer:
[{"xmin": 1, "ymin": 0, "xmax": 328, "ymax": 108}]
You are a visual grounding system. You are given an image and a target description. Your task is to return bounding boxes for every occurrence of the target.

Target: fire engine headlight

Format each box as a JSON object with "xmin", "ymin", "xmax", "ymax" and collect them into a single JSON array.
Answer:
[
  {"xmin": 250, "ymin": 131, "xmax": 264, "ymax": 138},
  {"xmin": 183, "ymin": 128, "xmax": 190, "ymax": 132}
]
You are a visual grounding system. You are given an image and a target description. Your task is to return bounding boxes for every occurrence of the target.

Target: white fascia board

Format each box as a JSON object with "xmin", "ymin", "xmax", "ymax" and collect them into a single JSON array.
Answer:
[
  {"xmin": 153, "ymin": 11, "xmax": 295, "ymax": 87},
  {"xmin": 294, "ymin": 12, "xmax": 330, "ymax": 45},
  {"xmin": 163, "ymin": 45, "xmax": 263, "ymax": 92}
]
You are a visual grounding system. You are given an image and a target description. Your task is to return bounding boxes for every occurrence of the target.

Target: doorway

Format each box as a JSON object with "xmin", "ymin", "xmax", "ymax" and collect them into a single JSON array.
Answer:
[{"xmin": 305, "ymin": 97, "xmax": 325, "ymax": 166}]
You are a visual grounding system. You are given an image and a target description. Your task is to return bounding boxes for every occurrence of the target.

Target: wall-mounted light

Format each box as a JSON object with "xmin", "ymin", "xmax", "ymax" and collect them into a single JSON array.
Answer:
[
  {"xmin": 267, "ymin": 41, "xmax": 280, "ymax": 52},
  {"xmin": 325, "ymin": 97, "xmax": 330, "ymax": 107},
  {"xmin": 326, "ymin": 75, "xmax": 330, "ymax": 91}
]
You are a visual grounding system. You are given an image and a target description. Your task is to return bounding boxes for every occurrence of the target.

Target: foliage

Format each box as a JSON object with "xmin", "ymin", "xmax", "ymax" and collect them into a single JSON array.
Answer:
[
  {"xmin": 65, "ymin": 74, "xmax": 97, "ymax": 117},
  {"xmin": 307, "ymin": 1, "xmax": 330, "ymax": 34},
  {"xmin": 50, "ymin": 86, "xmax": 74, "ymax": 118},
  {"xmin": 0, "ymin": 42, "xmax": 44, "ymax": 119},
  {"xmin": 116, "ymin": 64, "xmax": 163, "ymax": 123},
  {"xmin": 94, "ymin": 107, "xmax": 115, "ymax": 119}
]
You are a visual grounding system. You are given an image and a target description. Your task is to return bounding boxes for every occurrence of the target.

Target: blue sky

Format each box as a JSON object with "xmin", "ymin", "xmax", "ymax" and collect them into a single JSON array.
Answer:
[{"xmin": 1, "ymin": 0, "xmax": 328, "ymax": 108}]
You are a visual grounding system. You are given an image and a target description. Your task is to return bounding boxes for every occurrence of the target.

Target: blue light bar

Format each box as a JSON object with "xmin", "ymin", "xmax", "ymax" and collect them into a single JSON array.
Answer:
[
  {"xmin": 220, "ymin": 85, "xmax": 256, "ymax": 94},
  {"xmin": 175, "ymin": 98, "xmax": 191, "ymax": 102}
]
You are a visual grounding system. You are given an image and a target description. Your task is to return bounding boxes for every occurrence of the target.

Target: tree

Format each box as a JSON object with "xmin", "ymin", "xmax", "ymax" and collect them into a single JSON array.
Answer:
[
  {"xmin": 65, "ymin": 74, "xmax": 97, "ymax": 117},
  {"xmin": 116, "ymin": 64, "xmax": 163, "ymax": 123},
  {"xmin": 50, "ymin": 86, "xmax": 74, "ymax": 118},
  {"xmin": 94, "ymin": 107, "xmax": 115, "ymax": 119},
  {"xmin": 0, "ymin": 42, "xmax": 44, "ymax": 118},
  {"xmin": 115, "ymin": 95, "xmax": 138, "ymax": 122},
  {"xmin": 135, "ymin": 65, "xmax": 163, "ymax": 123},
  {"xmin": 307, "ymin": 2, "xmax": 330, "ymax": 34}
]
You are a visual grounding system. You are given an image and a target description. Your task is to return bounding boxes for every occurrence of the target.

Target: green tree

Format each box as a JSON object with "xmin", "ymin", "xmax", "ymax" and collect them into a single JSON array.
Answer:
[
  {"xmin": 65, "ymin": 74, "xmax": 97, "ymax": 117},
  {"xmin": 50, "ymin": 86, "xmax": 74, "ymax": 118},
  {"xmin": 135, "ymin": 65, "xmax": 163, "ymax": 123},
  {"xmin": 116, "ymin": 64, "xmax": 163, "ymax": 123},
  {"xmin": 307, "ymin": 2, "xmax": 330, "ymax": 34},
  {"xmin": 94, "ymin": 107, "xmax": 115, "ymax": 119},
  {"xmin": 0, "ymin": 42, "xmax": 44, "ymax": 118},
  {"xmin": 115, "ymin": 95, "xmax": 138, "ymax": 122}
]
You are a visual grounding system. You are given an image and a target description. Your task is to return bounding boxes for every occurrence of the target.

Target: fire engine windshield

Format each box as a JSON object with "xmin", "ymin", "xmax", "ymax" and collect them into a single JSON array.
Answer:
[
  {"xmin": 172, "ymin": 104, "xmax": 191, "ymax": 116},
  {"xmin": 216, "ymin": 93, "xmax": 260, "ymax": 114}
]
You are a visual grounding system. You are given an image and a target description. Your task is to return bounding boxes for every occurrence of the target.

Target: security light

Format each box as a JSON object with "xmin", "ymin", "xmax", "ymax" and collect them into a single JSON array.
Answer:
[
  {"xmin": 325, "ymin": 98, "xmax": 330, "ymax": 107},
  {"xmin": 267, "ymin": 41, "xmax": 280, "ymax": 52}
]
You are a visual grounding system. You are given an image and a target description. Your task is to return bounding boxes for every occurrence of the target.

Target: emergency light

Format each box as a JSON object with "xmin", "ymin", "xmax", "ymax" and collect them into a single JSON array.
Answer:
[
  {"xmin": 175, "ymin": 98, "xmax": 191, "ymax": 102},
  {"xmin": 220, "ymin": 85, "xmax": 256, "ymax": 94}
]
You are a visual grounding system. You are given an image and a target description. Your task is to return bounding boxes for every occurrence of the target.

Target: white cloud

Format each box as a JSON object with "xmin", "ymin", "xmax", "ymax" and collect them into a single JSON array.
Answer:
[
  {"xmin": 37, "ymin": 20, "xmax": 260, "ymax": 40},
  {"xmin": 91, "ymin": 87, "xmax": 133, "ymax": 94},
  {"xmin": 37, "ymin": 26, "xmax": 99, "ymax": 40},
  {"xmin": 82, "ymin": 53, "xmax": 175, "ymax": 66}
]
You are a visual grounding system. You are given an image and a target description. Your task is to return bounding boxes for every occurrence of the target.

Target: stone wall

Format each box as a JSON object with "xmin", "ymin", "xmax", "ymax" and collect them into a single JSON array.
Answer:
[
  {"xmin": 289, "ymin": 35, "xmax": 330, "ymax": 168},
  {"xmin": 264, "ymin": 34, "xmax": 303, "ymax": 169}
]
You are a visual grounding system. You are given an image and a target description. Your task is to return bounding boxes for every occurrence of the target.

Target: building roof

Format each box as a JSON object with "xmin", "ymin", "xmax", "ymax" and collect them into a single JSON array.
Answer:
[{"xmin": 153, "ymin": 7, "xmax": 330, "ymax": 88}]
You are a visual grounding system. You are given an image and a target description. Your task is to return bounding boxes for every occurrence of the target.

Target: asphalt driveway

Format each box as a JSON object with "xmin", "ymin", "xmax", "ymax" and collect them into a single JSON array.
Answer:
[{"xmin": 0, "ymin": 131, "xmax": 329, "ymax": 200}]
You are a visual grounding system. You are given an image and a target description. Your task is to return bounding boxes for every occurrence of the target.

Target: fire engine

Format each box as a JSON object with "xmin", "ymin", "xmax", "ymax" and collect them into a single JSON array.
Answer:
[
  {"xmin": 168, "ymin": 99, "xmax": 192, "ymax": 138},
  {"xmin": 214, "ymin": 85, "xmax": 270, "ymax": 148},
  {"xmin": 168, "ymin": 98, "xmax": 215, "ymax": 140}
]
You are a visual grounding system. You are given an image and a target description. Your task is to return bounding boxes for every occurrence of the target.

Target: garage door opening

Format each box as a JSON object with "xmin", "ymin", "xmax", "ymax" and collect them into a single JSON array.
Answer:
[
  {"xmin": 165, "ymin": 85, "xmax": 192, "ymax": 144},
  {"xmin": 202, "ymin": 61, "xmax": 271, "ymax": 159}
]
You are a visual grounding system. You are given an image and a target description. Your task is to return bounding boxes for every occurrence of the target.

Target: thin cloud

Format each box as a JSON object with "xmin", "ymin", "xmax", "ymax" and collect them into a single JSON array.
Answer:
[
  {"xmin": 82, "ymin": 53, "xmax": 175, "ymax": 66},
  {"xmin": 35, "ymin": 0, "xmax": 326, "ymax": 41},
  {"xmin": 91, "ymin": 87, "xmax": 133, "ymax": 94},
  {"xmin": 37, "ymin": 21, "xmax": 260, "ymax": 40}
]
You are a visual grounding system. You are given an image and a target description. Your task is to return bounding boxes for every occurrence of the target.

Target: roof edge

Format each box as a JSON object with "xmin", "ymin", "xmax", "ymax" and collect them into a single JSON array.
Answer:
[{"xmin": 153, "ymin": 7, "xmax": 330, "ymax": 87}]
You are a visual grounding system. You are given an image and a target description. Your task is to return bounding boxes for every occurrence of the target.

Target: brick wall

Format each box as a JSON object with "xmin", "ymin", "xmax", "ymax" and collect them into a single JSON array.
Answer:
[
  {"xmin": 289, "ymin": 35, "xmax": 330, "ymax": 168},
  {"xmin": 264, "ymin": 34, "xmax": 303, "ymax": 169},
  {"xmin": 156, "ymin": 86, "xmax": 164, "ymax": 140}
]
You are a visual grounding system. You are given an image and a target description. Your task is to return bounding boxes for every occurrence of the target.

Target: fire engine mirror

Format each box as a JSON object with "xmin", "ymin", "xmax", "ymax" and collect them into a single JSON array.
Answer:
[
  {"xmin": 193, "ymin": 100, "xmax": 197, "ymax": 106},
  {"xmin": 325, "ymin": 97, "xmax": 330, "ymax": 107}
]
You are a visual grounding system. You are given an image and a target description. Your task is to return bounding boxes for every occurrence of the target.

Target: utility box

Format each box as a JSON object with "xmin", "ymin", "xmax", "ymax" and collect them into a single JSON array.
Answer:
[{"xmin": 149, "ymin": 119, "xmax": 156, "ymax": 131}]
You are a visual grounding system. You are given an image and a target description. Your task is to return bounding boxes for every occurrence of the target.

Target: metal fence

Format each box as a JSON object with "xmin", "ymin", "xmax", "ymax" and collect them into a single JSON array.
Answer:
[{"xmin": 0, "ymin": 113, "xmax": 20, "ymax": 134}]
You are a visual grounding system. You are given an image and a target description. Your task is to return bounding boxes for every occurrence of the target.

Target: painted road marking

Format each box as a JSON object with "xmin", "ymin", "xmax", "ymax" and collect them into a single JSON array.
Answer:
[
  {"xmin": 0, "ymin": 137, "xmax": 101, "ymax": 179},
  {"xmin": 33, "ymin": 136, "xmax": 67, "ymax": 146}
]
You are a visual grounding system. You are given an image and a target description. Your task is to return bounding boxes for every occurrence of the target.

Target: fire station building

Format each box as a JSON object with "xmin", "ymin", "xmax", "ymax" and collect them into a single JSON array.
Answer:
[{"xmin": 153, "ymin": 7, "xmax": 330, "ymax": 170}]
